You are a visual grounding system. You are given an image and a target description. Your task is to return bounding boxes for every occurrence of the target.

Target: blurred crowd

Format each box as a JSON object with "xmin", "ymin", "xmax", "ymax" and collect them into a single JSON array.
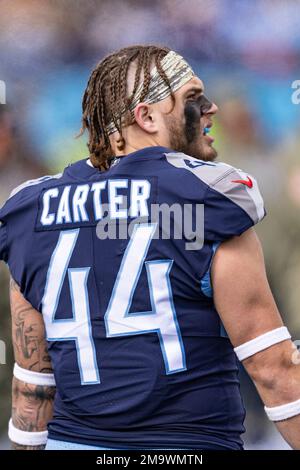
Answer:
[{"xmin": 1, "ymin": 0, "xmax": 300, "ymax": 449}]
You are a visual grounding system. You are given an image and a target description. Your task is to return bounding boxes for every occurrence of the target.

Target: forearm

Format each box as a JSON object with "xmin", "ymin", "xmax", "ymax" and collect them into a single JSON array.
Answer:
[
  {"xmin": 244, "ymin": 340, "xmax": 300, "ymax": 449},
  {"xmin": 275, "ymin": 415, "xmax": 300, "ymax": 450},
  {"xmin": 9, "ymin": 277, "xmax": 55, "ymax": 450},
  {"xmin": 11, "ymin": 376, "xmax": 55, "ymax": 450}
]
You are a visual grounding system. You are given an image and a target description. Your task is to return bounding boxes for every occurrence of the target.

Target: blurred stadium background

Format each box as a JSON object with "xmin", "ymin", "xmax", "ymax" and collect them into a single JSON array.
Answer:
[{"xmin": 1, "ymin": 0, "xmax": 300, "ymax": 450}]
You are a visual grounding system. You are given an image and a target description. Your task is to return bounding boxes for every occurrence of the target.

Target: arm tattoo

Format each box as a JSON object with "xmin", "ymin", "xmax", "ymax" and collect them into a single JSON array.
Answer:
[
  {"xmin": 12, "ymin": 378, "xmax": 56, "ymax": 431},
  {"xmin": 11, "ymin": 379, "xmax": 55, "ymax": 451},
  {"xmin": 10, "ymin": 277, "xmax": 53, "ymax": 372},
  {"xmin": 10, "ymin": 277, "xmax": 55, "ymax": 450}
]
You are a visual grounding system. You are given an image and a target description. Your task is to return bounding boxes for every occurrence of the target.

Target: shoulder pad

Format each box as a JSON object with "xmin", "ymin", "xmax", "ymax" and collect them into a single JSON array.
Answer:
[{"xmin": 164, "ymin": 151, "xmax": 265, "ymax": 224}]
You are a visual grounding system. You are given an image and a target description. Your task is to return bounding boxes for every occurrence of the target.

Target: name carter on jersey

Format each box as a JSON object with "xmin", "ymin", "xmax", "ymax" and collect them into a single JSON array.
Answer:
[{"xmin": 40, "ymin": 179, "xmax": 151, "ymax": 226}]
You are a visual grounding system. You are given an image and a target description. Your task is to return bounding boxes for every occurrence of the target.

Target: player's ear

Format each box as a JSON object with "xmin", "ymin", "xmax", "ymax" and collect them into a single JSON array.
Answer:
[{"xmin": 134, "ymin": 103, "xmax": 158, "ymax": 134}]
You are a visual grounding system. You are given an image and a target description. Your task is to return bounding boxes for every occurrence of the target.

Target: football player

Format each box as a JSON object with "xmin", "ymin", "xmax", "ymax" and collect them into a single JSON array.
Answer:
[{"xmin": 1, "ymin": 45, "xmax": 300, "ymax": 450}]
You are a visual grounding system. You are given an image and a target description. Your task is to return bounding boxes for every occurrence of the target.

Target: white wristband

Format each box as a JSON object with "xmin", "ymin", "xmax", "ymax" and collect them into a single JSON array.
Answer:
[
  {"xmin": 14, "ymin": 363, "xmax": 56, "ymax": 386},
  {"xmin": 265, "ymin": 397, "xmax": 300, "ymax": 421},
  {"xmin": 234, "ymin": 327, "xmax": 291, "ymax": 361},
  {"xmin": 8, "ymin": 419, "xmax": 48, "ymax": 446}
]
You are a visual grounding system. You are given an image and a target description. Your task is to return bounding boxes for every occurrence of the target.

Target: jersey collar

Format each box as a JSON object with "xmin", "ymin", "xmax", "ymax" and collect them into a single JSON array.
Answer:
[{"xmin": 65, "ymin": 146, "xmax": 173, "ymax": 179}]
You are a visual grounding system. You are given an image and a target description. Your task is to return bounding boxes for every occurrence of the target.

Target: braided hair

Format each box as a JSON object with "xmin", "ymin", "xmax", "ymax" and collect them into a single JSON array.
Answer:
[{"xmin": 79, "ymin": 45, "xmax": 174, "ymax": 170}]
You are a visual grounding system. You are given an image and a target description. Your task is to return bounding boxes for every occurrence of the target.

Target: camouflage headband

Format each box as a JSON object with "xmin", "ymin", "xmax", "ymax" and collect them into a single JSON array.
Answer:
[{"xmin": 106, "ymin": 50, "xmax": 195, "ymax": 135}]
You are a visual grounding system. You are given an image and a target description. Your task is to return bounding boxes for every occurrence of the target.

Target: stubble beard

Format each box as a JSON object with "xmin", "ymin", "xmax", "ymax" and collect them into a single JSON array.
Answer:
[{"xmin": 165, "ymin": 114, "xmax": 217, "ymax": 162}]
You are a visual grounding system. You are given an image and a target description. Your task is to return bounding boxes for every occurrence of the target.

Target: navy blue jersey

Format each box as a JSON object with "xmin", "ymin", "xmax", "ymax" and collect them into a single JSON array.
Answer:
[{"xmin": 0, "ymin": 146, "xmax": 265, "ymax": 449}]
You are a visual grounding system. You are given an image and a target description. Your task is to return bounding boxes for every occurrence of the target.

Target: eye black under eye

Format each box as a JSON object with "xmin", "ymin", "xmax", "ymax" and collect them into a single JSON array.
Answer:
[{"xmin": 184, "ymin": 94, "xmax": 213, "ymax": 118}]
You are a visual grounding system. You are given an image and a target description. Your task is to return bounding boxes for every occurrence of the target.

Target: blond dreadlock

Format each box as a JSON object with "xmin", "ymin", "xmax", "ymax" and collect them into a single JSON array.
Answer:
[{"xmin": 79, "ymin": 45, "xmax": 174, "ymax": 170}]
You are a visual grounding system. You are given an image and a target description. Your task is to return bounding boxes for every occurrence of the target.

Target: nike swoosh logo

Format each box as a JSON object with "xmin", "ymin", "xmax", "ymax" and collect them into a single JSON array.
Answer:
[{"xmin": 231, "ymin": 176, "xmax": 253, "ymax": 188}]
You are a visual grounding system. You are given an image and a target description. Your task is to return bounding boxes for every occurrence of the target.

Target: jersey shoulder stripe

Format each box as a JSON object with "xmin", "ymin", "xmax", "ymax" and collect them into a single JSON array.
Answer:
[
  {"xmin": 164, "ymin": 151, "xmax": 265, "ymax": 224},
  {"xmin": 8, "ymin": 173, "xmax": 63, "ymax": 200}
]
